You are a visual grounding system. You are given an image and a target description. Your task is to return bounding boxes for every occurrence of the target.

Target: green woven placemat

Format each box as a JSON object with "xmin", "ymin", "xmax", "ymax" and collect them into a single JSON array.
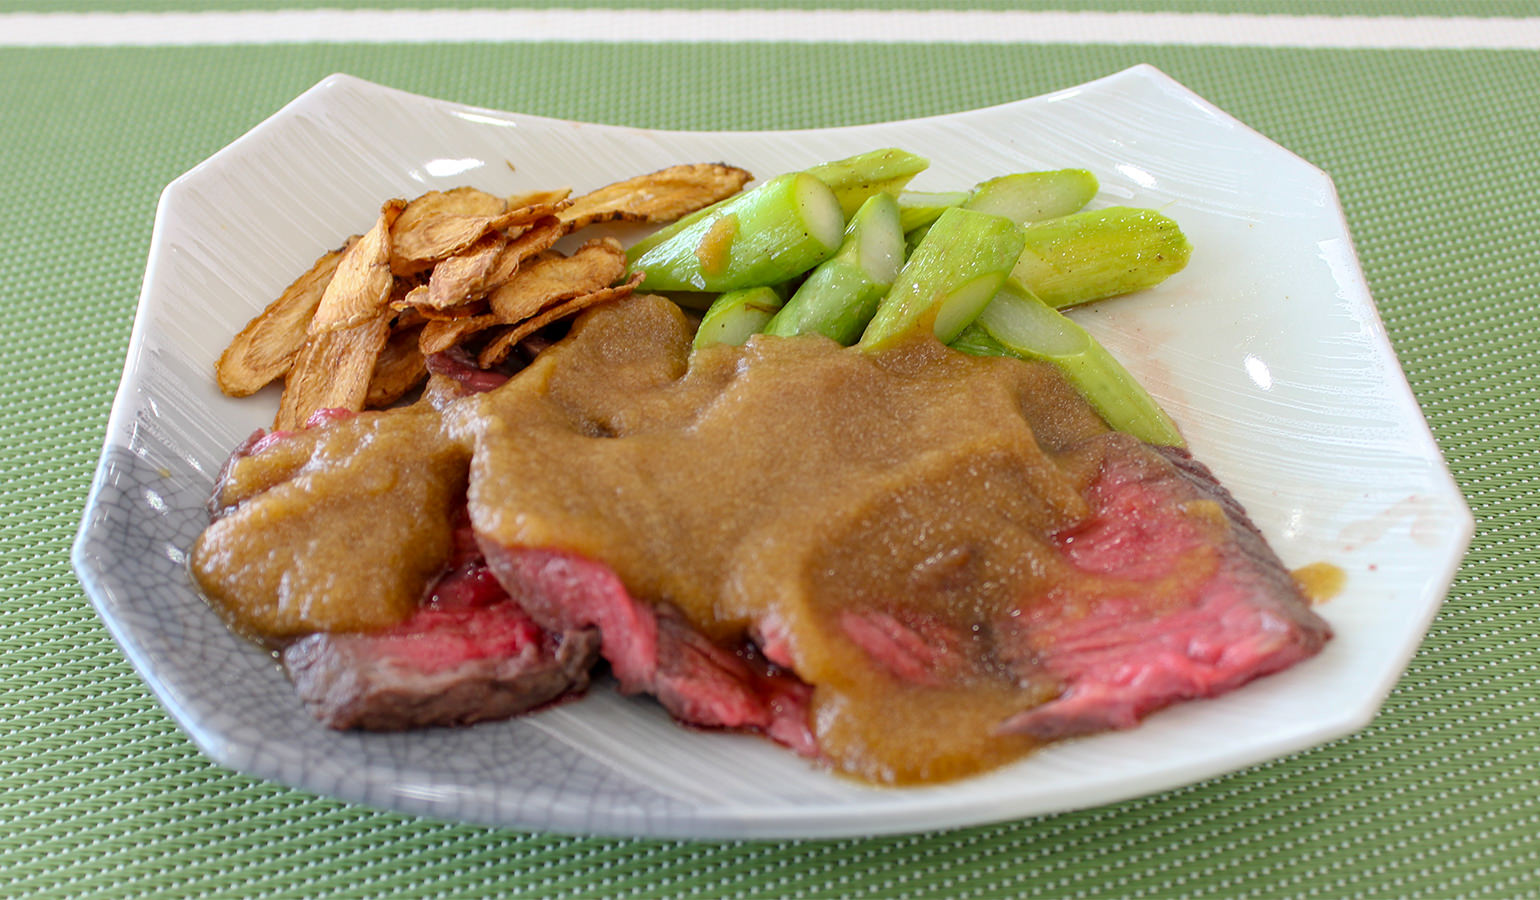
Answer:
[
  {"xmin": 6, "ymin": 0, "xmax": 1539, "ymax": 15},
  {"xmin": 3, "ymin": 29, "xmax": 1538, "ymax": 900}
]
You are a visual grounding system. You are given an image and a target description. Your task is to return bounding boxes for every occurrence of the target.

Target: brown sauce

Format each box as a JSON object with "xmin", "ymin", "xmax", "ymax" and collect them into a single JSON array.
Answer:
[
  {"xmin": 191, "ymin": 404, "xmax": 469, "ymax": 640},
  {"xmin": 449, "ymin": 295, "xmax": 1116, "ymax": 783},
  {"xmin": 1292, "ymin": 561, "xmax": 1346, "ymax": 604},
  {"xmin": 192, "ymin": 294, "xmax": 1145, "ymax": 784}
]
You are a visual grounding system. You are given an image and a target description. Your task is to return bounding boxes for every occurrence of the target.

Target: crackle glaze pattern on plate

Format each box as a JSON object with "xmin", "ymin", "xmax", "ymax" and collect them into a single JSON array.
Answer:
[{"xmin": 73, "ymin": 66, "xmax": 1473, "ymax": 838}]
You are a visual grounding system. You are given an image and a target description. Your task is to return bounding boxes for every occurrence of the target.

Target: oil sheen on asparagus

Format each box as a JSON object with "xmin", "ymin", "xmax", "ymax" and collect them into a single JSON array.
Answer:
[{"xmin": 628, "ymin": 149, "xmax": 1191, "ymax": 445}]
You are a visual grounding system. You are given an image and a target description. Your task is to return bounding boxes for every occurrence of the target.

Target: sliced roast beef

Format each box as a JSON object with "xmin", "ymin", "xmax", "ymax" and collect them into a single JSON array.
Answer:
[
  {"xmin": 205, "ymin": 428, "xmax": 267, "ymax": 520},
  {"xmin": 995, "ymin": 437, "xmax": 1332, "ymax": 739},
  {"xmin": 478, "ymin": 546, "xmax": 659, "ymax": 694},
  {"xmin": 480, "ymin": 544, "xmax": 817, "ymax": 756},
  {"xmin": 198, "ymin": 294, "xmax": 1331, "ymax": 782},
  {"xmin": 425, "ymin": 347, "xmax": 511, "ymax": 396},
  {"xmin": 837, "ymin": 607, "xmax": 974, "ymax": 688},
  {"xmin": 451, "ymin": 297, "xmax": 1329, "ymax": 777},
  {"xmin": 653, "ymin": 608, "xmax": 817, "ymax": 757},
  {"xmin": 283, "ymin": 560, "xmax": 600, "ymax": 731},
  {"xmin": 205, "ymin": 408, "xmax": 360, "ymax": 520}
]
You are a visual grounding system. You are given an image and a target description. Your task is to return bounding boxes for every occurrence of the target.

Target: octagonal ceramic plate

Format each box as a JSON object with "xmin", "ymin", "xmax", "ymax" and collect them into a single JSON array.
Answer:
[{"xmin": 73, "ymin": 66, "xmax": 1472, "ymax": 838}]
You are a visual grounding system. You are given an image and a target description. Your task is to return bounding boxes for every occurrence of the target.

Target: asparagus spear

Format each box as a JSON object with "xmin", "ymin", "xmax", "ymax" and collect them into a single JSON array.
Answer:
[
  {"xmin": 857, "ymin": 207, "xmax": 1025, "ymax": 351},
  {"xmin": 802, "ymin": 148, "xmax": 931, "ymax": 218},
  {"xmin": 1012, "ymin": 206, "xmax": 1191, "ymax": 308},
  {"xmin": 903, "ymin": 169, "xmax": 1098, "ymax": 254},
  {"xmin": 693, "ymin": 286, "xmax": 786, "ymax": 350},
  {"xmin": 630, "ymin": 173, "xmax": 845, "ymax": 292},
  {"xmin": 763, "ymin": 193, "xmax": 904, "ymax": 344},
  {"xmin": 964, "ymin": 279, "xmax": 1185, "ymax": 446},
  {"xmin": 949, "ymin": 323, "xmax": 1012, "ymax": 358},
  {"xmin": 897, "ymin": 190, "xmax": 971, "ymax": 232},
  {"xmin": 627, "ymin": 148, "xmax": 927, "ymax": 262},
  {"xmin": 965, "ymin": 169, "xmax": 1098, "ymax": 223}
]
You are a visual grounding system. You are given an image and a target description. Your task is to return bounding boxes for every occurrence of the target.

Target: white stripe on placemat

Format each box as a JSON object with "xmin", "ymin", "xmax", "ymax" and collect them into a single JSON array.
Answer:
[{"xmin": 3, "ymin": 8, "xmax": 1539, "ymax": 49}]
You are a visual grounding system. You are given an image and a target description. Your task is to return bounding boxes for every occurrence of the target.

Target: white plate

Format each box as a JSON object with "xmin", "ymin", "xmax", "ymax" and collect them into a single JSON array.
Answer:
[{"xmin": 72, "ymin": 67, "xmax": 1472, "ymax": 838}]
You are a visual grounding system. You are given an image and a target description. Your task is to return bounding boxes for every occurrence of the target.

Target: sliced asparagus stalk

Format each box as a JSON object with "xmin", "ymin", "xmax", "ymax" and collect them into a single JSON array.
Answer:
[
  {"xmin": 897, "ymin": 190, "xmax": 971, "ymax": 232},
  {"xmin": 627, "ymin": 148, "xmax": 927, "ymax": 262},
  {"xmin": 904, "ymin": 225, "xmax": 933, "ymax": 259},
  {"xmin": 627, "ymin": 201, "xmax": 724, "ymax": 264},
  {"xmin": 965, "ymin": 169, "xmax": 1098, "ymax": 223},
  {"xmin": 630, "ymin": 173, "xmax": 845, "ymax": 292},
  {"xmin": 901, "ymin": 169, "xmax": 1098, "ymax": 255},
  {"xmin": 967, "ymin": 279, "xmax": 1185, "ymax": 446},
  {"xmin": 948, "ymin": 323, "xmax": 1012, "ymax": 358},
  {"xmin": 1012, "ymin": 206, "xmax": 1191, "ymax": 309},
  {"xmin": 763, "ymin": 193, "xmax": 904, "ymax": 344},
  {"xmin": 693, "ymin": 286, "xmax": 786, "ymax": 350},
  {"xmin": 802, "ymin": 148, "xmax": 930, "ymax": 218},
  {"xmin": 857, "ymin": 207, "xmax": 1025, "ymax": 351}
]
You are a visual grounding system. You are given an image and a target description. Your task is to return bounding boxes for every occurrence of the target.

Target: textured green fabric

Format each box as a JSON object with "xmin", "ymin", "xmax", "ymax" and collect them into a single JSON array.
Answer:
[
  {"xmin": 3, "ymin": 22, "xmax": 1539, "ymax": 900},
  {"xmin": 5, "ymin": 0, "xmax": 1540, "ymax": 16}
]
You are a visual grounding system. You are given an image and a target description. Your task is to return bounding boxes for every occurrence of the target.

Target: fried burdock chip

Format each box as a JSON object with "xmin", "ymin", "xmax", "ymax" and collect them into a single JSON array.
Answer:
[
  {"xmin": 557, "ymin": 163, "xmax": 752, "ymax": 231},
  {"xmin": 395, "ymin": 285, "xmax": 488, "ymax": 325},
  {"xmin": 488, "ymin": 215, "xmax": 566, "ymax": 281},
  {"xmin": 275, "ymin": 313, "xmax": 392, "ymax": 431},
  {"xmin": 405, "ymin": 185, "xmax": 507, "ymax": 221},
  {"xmin": 414, "ymin": 214, "xmax": 566, "ymax": 312},
  {"xmin": 418, "ymin": 313, "xmax": 501, "ymax": 356},
  {"xmin": 477, "ymin": 271, "xmax": 643, "ymax": 368},
  {"xmin": 387, "ymin": 187, "xmax": 504, "ymax": 276},
  {"xmin": 506, "ymin": 187, "xmax": 571, "ymax": 211},
  {"xmin": 223, "ymin": 163, "xmax": 735, "ymax": 426},
  {"xmin": 416, "ymin": 238, "xmax": 628, "ymax": 355},
  {"xmin": 488, "ymin": 237, "xmax": 628, "ymax": 323},
  {"xmin": 214, "ymin": 236, "xmax": 357, "ymax": 397},
  {"xmin": 310, "ymin": 200, "xmax": 405, "ymax": 334},
  {"xmin": 364, "ymin": 321, "xmax": 429, "ymax": 408},
  {"xmin": 422, "ymin": 233, "xmax": 508, "ymax": 310},
  {"xmin": 390, "ymin": 195, "xmax": 563, "ymax": 277}
]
